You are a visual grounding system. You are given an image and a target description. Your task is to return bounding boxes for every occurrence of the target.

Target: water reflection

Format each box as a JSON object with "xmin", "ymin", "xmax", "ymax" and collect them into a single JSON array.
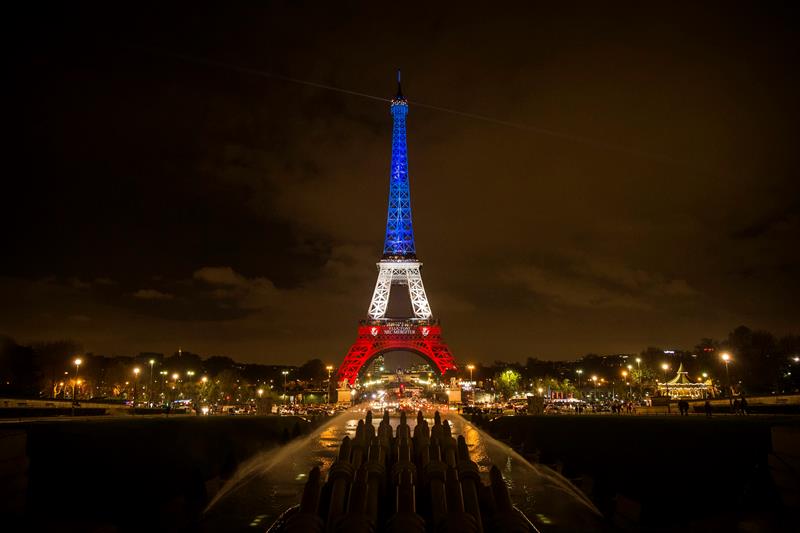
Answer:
[{"xmin": 202, "ymin": 410, "xmax": 601, "ymax": 532}]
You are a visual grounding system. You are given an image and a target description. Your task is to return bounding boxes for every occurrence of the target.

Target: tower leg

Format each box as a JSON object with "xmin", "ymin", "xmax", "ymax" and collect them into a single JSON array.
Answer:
[
  {"xmin": 405, "ymin": 266, "xmax": 432, "ymax": 319},
  {"xmin": 367, "ymin": 265, "xmax": 393, "ymax": 320}
]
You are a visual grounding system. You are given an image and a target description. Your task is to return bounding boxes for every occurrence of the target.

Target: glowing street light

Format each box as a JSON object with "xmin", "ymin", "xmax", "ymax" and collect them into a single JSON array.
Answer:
[
  {"xmin": 132, "ymin": 367, "xmax": 141, "ymax": 412},
  {"xmin": 635, "ymin": 357, "xmax": 642, "ymax": 398},
  {"xmin": 591, "ymin": 375, "xmax": 598, "ymax": 400},
  {"xmin": 72, "ymin": 357, "xmax": 83, "ymax": 403},
  {"xmin": 148, "ymin": 359, "xmax": 156, "ymax": 406},
  {"xmin": 326, "ymin": 365, "xmax": 334, "ymax": 404},
  {"xmin": 621, "ymin": 369, "xmax": 630, "ymax": 398},
  {"xmin": 721, "ymin": 352, "xmax": 732, "ymax": 396},
  {"xmin": 661, "ymin": 363, "xmax": 670, "ymax": 398}
]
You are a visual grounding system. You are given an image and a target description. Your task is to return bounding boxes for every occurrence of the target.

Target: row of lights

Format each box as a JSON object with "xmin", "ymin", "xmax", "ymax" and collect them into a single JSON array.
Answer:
[{"xmin": 463, "ymin": 351, "xmax": 744, "ymax": 390}]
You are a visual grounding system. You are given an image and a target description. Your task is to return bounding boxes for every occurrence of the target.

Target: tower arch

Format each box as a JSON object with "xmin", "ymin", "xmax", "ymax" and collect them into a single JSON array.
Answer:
[{"xmin": 338, "ymin": 321, "xmax": 456, "ymax": 385}]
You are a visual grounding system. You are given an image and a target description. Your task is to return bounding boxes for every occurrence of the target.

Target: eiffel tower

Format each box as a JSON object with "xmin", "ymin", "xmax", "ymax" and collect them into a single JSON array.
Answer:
[{"xmin": 337, "ymin": 72, "xmax": 458, "ymax": 385}]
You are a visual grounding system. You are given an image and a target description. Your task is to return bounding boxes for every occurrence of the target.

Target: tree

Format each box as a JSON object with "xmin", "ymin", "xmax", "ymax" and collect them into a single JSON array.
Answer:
[
  {"xmin": 204, "ymin": 356, "xmax": 236, "ymax": 376},
  {"xmin": 163, "ymin": 351, "xmax": 203, "ymax": 375},
  {"xmin": 297, "ymin": 359, "xmax": 326, "ymax": 382},
  {"xmin": 29, "ymin": 340, "xmax": 83, "ymax": 396},
  {"xmin": 0, "ymin": 336, "xmax": 38, "ymax": 396},
  {"xmin": 495, "ymin": 368, "xmax": 521, "ymax": 399}
]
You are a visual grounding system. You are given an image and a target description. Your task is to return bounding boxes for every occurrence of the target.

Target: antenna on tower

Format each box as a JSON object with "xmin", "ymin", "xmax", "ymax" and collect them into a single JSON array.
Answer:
[{"xmin": 396, "ymin": 69, "xmax": 403, "ymax": 99}]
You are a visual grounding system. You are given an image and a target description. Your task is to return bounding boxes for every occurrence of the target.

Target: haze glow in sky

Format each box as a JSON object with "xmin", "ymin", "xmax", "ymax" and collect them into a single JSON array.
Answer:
[{"xmin": 4, "ymin": 2, "xmax": 799, "ymax": 364}]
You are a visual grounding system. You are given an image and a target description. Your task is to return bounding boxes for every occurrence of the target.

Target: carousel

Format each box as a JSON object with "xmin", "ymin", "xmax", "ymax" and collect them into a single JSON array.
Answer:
[{"xmin": 657, "ymin": 363, "xmax": 713, "ymax": 399}]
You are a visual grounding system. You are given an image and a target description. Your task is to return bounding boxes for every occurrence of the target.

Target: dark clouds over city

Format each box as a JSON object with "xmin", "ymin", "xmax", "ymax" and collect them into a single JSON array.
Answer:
[{"xmin": 4, "ymin": 2, "xmax": 799, "ymax": 364}]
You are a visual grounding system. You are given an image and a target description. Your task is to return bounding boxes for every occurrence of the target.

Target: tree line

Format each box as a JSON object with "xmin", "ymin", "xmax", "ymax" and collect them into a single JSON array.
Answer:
[
  {"xmin": 1, "ymin": 324, "xmax": 798, "ymax": 400},
  {"xmin": 0, "ymin": 336, "xmax": 333, "ymax": 401},
  {"xmin": 471, "ymin": 325, "xmax": 800, "ymax": 396}
]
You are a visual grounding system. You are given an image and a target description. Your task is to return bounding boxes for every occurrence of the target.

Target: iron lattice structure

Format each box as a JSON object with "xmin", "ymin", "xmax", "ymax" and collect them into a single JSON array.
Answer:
[
  {"xmin": 338, "ymin": 322, "xmax": 456, "ymax": 384},
  {"xmin": 382, "ymin": 84, "xmax": 415, "ymax": 258},
  {"xmin": 367, "ymin": 261, "xmax": 432, "ymax": 320},
  {"xmin": 338, "ymin": 73, "xmax": 457, "ymax": 385}
]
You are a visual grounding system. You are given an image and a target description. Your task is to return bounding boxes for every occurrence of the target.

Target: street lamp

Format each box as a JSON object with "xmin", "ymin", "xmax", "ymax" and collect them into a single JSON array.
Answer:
[
  {"xmin": 159, "ymin": 370, "xmax": 168, "ymax": 404},
  {"xmin": 661, "ymin": 363, "xmax": 669, "ymax": 399},
  {"xmin": 721, "ymin": 352, "xmax": 732, "ymax": 397},
  {"xmin": 73, "ymin": 358, "xmax": 83, "ymax": 401},
  {"xmin": 621, "ymin": 370, "xmax": 629, "ymax": 399},
  {"xmin": 171, "ymin": 372, "xmax": 179, "ymax": 405},
  {"xmin": 626, "ymin": 365, "xmax": 633, "ymax": 398},
  {"xmin": 282, "ymin": 370, "xmax": 289, "ymax": 404},
  {"xmin": 148, "ymin": 359, "xmax": 155, "ymax": 406},
  {"xmin": 635, "ymin": 357, "xmax": 642, "ymax": 398},
  {"xmin": 132, "ymin": 367, "xmax": 141, "ymax": 412},
  {"xmin": 576, "ymin": 369, "xmax": 583, "ymax": 398},
  {"xmin": 591, "ymin": 375, "xmax": 598, "ymax": 401},
  {"xmin": 326, "ymin": 365, "xmax": 334, "ymax": 404}
]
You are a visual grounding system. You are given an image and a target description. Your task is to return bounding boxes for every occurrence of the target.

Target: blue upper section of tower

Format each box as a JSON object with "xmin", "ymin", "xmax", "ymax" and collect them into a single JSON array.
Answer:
[{"xmin": 382, "ymin": 71, "xmax": 416, "ymax": 259}]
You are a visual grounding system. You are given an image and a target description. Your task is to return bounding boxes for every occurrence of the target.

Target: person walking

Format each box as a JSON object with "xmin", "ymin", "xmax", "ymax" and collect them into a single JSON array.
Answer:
[{"xmin": 704, "ymin": 399, "xmax": 712, "ymax": 417}]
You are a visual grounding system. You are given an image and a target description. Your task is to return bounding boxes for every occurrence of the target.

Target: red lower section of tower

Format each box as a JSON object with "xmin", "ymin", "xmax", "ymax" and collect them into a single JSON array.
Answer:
[{"xmin": 337, "ymin": 321, "xmax": 457, "ymax": 385}]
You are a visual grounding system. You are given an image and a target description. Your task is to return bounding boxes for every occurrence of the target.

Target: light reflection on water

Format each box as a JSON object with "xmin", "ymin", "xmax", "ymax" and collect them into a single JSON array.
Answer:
[{"xmin": 202, "ymin": 410, "xmax": 601, "ymax": 532}]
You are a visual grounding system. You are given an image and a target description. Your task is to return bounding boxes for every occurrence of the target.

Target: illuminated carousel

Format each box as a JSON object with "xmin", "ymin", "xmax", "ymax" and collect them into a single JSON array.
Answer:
[{"xmin": 657, "ymin": 363, "xmax": 713, "ymax": 399}]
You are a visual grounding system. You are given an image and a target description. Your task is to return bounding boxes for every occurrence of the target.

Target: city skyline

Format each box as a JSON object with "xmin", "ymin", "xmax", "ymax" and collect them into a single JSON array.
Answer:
[{"xmin": 4, "ymin": 3, "xmax": 799, "ymax": 365}]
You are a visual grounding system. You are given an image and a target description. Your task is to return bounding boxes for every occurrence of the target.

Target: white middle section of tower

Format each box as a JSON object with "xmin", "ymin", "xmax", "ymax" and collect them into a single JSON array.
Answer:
[{"xmin": 367, "ymin": 260, "xmax": 432, "ymax": 320}]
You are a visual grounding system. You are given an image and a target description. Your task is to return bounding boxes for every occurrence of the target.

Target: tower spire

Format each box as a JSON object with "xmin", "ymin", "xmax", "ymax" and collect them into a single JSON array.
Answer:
[
  {"xmin": 396, "ymin": 69, "xmax": 403, "ymax": 99},
  {"xmin": 383, "ymin": 71, "xmax": 415, "ymax": 258}
]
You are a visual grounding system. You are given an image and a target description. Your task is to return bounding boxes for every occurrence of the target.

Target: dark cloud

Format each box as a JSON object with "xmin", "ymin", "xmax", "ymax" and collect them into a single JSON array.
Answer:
[
  {"xmin": 3, "ymin": 1, "xmax": 799, "ymax": 364},
  {"xmin": 132, "ymin": 289, "xmax": 174, "ymax": 301}
]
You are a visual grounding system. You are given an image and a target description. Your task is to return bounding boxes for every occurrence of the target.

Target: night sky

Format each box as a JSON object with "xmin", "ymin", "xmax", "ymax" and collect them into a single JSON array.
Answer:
[{"xmin": 4, "ymin": 2, "xmax": 799, "ymax": 364}]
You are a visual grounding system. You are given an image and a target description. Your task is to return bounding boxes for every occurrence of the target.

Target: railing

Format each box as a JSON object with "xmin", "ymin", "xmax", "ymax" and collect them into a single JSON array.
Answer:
[{"xmin": 359, "ymin": 318, "xmax": 439, "ymax": 327}]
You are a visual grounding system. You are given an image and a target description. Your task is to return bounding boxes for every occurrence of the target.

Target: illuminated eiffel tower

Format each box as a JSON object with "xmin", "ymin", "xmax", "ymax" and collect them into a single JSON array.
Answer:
[{"xmin": 337, "ymin": 72, "xmax": 457, "ymax": 385}]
